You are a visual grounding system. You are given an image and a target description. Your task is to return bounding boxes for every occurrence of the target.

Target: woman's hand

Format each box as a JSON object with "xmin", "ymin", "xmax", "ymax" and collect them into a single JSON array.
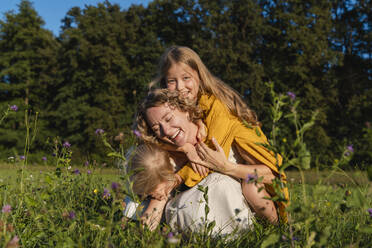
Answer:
[{"xmin": 192, "ymin": 137, "xmax": 235, "ymax": 174}]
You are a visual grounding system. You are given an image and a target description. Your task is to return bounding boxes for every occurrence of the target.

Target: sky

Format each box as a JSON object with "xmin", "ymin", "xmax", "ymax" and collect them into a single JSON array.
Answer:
[{"xmin": 0, "ymin": 0, "xmax": 153, "ymax": 36}]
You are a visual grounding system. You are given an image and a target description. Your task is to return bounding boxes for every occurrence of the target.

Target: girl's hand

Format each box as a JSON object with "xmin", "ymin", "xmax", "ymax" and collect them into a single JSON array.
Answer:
[
  {"xmin": 196, "ymin": 120, "xmax": 207, "ymax": 142},
  {"xmin": 177, "ymin": 143, "xmax": 209, "ymax": 177},
  {"xmin": 193, "ymin": 137, "xmax": 234, "ymax": 174}
]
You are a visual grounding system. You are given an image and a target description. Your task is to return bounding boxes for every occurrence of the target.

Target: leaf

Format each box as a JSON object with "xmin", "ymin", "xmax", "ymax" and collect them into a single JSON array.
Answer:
[
  {"xmin": 260, "ymin": 233, "xmax": 280, "ymax": 248},
  {"xmin": 255, "ymin": 127, "xmax": 261, "ymax": 137},
  {"xmin": 359, "ymin": 226, "xmax": 372, "ymax": 234}
]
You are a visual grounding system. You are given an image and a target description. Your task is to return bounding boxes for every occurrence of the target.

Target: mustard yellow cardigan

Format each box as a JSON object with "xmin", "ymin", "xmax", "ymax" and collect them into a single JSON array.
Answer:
[{"xmin": 176, "ymin": 94, "xmax": 289, "ymax": 222}]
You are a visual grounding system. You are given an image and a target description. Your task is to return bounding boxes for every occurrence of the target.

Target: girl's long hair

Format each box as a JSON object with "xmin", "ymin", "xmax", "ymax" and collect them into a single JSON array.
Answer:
[{"xmin": 150, "ymin": 45, "xmax": 260, "ymax": 126}]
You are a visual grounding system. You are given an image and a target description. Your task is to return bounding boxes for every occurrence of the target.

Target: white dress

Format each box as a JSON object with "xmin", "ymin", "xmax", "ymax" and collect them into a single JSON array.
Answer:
[{"xmin": 165, "ymin": 148, "xmax": 255, "ymax": 236}]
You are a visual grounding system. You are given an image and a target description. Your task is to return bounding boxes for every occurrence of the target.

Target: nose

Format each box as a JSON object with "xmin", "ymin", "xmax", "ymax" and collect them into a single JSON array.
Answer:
[
  {"xmin": 176, "ymin": 79, "xmax": 185, "ymax": 91},
  {"xmin": 159, "ymin": 122, "xmax": 172, "ymax": 137}
]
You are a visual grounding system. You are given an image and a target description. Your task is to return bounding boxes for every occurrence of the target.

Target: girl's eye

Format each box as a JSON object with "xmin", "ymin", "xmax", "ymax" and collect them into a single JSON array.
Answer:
[
  {"xmin": 167, "ymin": 79, "xmax": 176, "ymax": 84},
  {"xmin": 183, "ymin": 76, "xmax": 190, "ymax": 81},
  {"xmin": 165, "ymin": 116, "xmax": 172, "ymax": 122}
]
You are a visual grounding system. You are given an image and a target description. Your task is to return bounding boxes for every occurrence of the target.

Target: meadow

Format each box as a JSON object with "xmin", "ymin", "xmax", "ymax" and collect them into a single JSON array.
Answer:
[{"xmin": 1, "ymin": 87, "xmax": 371, "ymax": 247}]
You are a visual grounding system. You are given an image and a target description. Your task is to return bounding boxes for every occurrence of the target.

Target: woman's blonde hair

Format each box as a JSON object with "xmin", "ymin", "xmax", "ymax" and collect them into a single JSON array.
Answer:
[
  {"xmin": 135, "ymin": 88, "xmax": 202, "ymax": 145},
  {"xmin": 128, "ymin": 143, "xmax": 176, "ymax": 199},
  {"xmin": 150, "ymin": 45, "xmax": 259, "ymax": 126}
]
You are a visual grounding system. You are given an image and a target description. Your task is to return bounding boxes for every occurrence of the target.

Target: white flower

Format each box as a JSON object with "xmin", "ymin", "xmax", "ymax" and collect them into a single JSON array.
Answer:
[{"xmin": 68, "ymin": 166, "xmax": 71, "ymax": 170}]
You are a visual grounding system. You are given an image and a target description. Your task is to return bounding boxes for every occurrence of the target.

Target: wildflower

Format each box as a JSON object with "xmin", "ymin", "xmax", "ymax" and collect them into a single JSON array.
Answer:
[
  {"xmin": 326, "ymin": 202, "xmax": 331, "ymax": 207},
  {"xmin": 93, "ymin": 189, "xmax": 98, "ymax": 194},
  {"xmin": 345, "ymin": 190, "xmax": 351, "ymax": 196},
  {"xmin": 10, "ymin": 105, "xmax": 18, "ymax": 111},
  {"xmin": 334, "ymin": 159, "xmax": 339, "ymax": 164},
  {"xmin": 8, "ymin": 156, "xmax": 14, "ymax": 160},
  {"xmin": 103, "ymin": 188, "xmax": 111, "ymax": 199},
  {"xmin": 282, "ymin": 138, "xmax": 287, "ymax": 143},
  {"xmin": 245, "ymin": 174, "xmax": 257, "ymax": 183},
  {"xmin": 42, "ymin": 156, "xmax": 47, "ymax": 161},
  {"xmin": 292, "ymin": 236, "xmax": 299, "ymax": 241},
  {"xmin": 2, "ymin": 204, "xmax": 11, "ymax": 213},
  {"xmin": 84, "ymin": 161, "xmax": 89, "ymax": 166},
  {"xmin": 111, "ymin": 182, "xmax": 120, "ymax": 191},
  {"xmin": 6, "ymin": 235, "xmax": 19, "ymax": 248},
  {"xmin": 69, "ymin": 211, "xmax": 76, "ymax": 220},
  {"xmin": 133, "ymin": 129, "xmax": 141, "ymax": 138},
  {"xmin": 287, "ymin": 91, "xmax": 296, "ymax": 100},
  {"xmin": 347, "ymin": 145, "xmax": 354, "ymax": 153},
  {"xmin": 19, "ymin": 155, "xmax": 25, "ymax": 160},
  {"xmin": 67, "ymin": 166, "xmax": 71, "ymax": 170},
  {"xmin": 73, "ymin": 169, "xmax": 80, "ymax": 175},
  {"xmin": 167, "ymin": 232, "xmax": 180, "ymax": 244},
  {"xmin": 63, "ymin": 141, "xmax": 71, "ymax": 148},
  {"xmin": 52, "ymin": 153, "xmax": 56, "ymax": 157},
  {"xmin": 87, "ymin": 170, "xmax": 91, "ymax": 175},
  {"xmin": 95, "ymin": 128, "xmax": 105, "ymax": 135},
  {"xmin": 368, "ymin": 208, "xmax": 372, "ymax": 217}
]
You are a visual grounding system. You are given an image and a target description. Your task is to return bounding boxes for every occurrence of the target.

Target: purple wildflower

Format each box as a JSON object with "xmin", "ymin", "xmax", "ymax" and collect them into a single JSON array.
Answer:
[
  {"xmin": 246, "ymin": 174, "xmax": 258, "ymax": 183},
  {"xmin": 347, "ymin": 145, "xmax": 354, "ymax": 153},
  {"xmin": 87, "ymin": 170, "xmax": 91, "ymax": 175},
  {"xmin": 52, "ymin": 153, "xmax": 56, "ymax": 157},
  {"xmin": 69, "ymin": 211, "xmax": 76, "ymax": 220},
  {"xmin": 103, "ymin": 188, "xmax": 111, "ymax": 199},
  {"xmin": 42, "ymin": 156, "xmax": 47, "ymax": 161},
  {"xmin": 19, "ymin": 155, "xmax": 25, "ymax": 160},
  {"xmin": 292, "ymin": 236, "xmax": 299, "ymax": 241},
  {"xmin": 167, "ymin": 232, "xmax": 179, "ymax": 244},
  {"xmin": 287, "ymin": 92, "xmax": 296, "ymax": 100},
  {"xmin": 10, "ymin": 105, "xmax": 18, "ymax": 111},
  {"xmin": 63, "ymin": 141, "xmax": 71, "ymax": 148},
  {"xmin": 111, "ymin": 182, "xmax": 120, "ymax": 191},
  {"xmin": 368, "ymin": 208, "xmax": 372, "ymax": 217},
  {"xmin": 84, "ymin": 161, "xmax": 89, "ymax": 166},
  {"xmin": 73, "ymin": 169, "xmax": 80, "ymax": 175},
  {"xmin": 2, "ymin": 204, "xmax": 11, "ymax": 213},
  {"xmin": 95, "ymin": 129, "xmax": 105, "ymax": 135},
  {"xmin": 133, "ymin": 129, "xmax": 141, "ymax": 138},
  {"xmin": 167, "ymin": 232, "xmax": 174, "ymax": 238}
]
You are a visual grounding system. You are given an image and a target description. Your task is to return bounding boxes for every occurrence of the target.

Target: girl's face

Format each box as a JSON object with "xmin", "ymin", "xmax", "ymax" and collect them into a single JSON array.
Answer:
[
  {"xmin": 146, "ymin": 103, "xmax": 198, "ymax": 147},
  {"xmin": 166, "ymin": 62, "xmax": 200, "ymax": 101}
]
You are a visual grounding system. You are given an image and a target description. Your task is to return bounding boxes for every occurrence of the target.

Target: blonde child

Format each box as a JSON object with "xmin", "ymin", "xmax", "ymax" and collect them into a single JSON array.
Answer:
[{"xmin": 127, "ymin": 143, "xmax": 183, "ymax": 230}]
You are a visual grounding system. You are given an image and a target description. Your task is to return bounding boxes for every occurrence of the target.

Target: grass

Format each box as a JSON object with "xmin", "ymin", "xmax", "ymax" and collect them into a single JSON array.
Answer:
[{"xmin": 1, "ymin": 162, "xmax": 371, "ymax": 247}]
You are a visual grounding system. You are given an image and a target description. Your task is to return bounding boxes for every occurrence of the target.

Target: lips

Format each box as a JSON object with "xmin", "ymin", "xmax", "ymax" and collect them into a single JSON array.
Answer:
[{"xmin": 170, "ymin": 129, "xmax": 181, "ymax": 139}]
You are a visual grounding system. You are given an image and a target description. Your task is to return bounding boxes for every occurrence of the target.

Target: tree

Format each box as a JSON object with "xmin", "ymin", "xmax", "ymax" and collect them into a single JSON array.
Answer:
[{"xmin": 0, "ymin": 0, "xmax": 58, "ymax": 157}]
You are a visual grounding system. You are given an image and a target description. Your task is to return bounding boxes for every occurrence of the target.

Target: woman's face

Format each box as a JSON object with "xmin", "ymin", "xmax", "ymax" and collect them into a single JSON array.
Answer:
[
  {"xmin": 146, "ymin": 103, "xmax": 198, "ymax": 147},
  {"xmin": 166, "ymin": 62, "xmax": 200, "ymax": 102}
]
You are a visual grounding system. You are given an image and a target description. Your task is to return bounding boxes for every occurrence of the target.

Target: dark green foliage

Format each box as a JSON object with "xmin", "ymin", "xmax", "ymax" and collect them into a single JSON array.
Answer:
[
  {"xmin": 0, "ymin": 0, "xmax": 59, "ymax": 158},
  {"xmin": 0, "ymin": 0, "xmax": 370, "ymax": 167}
]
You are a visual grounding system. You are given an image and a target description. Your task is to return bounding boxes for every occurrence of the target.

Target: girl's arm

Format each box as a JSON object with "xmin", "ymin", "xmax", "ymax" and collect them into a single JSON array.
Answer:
[{"xmin": 192, "ymin": 138, "xmax": 275, "ymax": 184}]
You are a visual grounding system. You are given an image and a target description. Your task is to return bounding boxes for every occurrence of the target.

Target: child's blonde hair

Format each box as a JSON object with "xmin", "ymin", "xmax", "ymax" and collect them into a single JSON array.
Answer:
[
  {"xmin": 151, "ymin": 45, "xmax": 259, "ymax": 126},
  {"xmin": 128, "ymin": 143, "xmax": 176, "ymax": 199}
]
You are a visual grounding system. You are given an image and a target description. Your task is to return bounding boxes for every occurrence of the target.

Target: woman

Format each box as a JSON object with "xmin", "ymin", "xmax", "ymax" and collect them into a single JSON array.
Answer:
[{"xmin": 131, "ymin": 89, "xmax": 288, "ymax": 234}]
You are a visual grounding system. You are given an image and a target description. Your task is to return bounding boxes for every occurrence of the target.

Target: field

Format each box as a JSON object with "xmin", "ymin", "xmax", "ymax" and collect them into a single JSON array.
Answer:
[{"xmin": 1, "ymin": 162, "xmax": 371, "ymax": 247}]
